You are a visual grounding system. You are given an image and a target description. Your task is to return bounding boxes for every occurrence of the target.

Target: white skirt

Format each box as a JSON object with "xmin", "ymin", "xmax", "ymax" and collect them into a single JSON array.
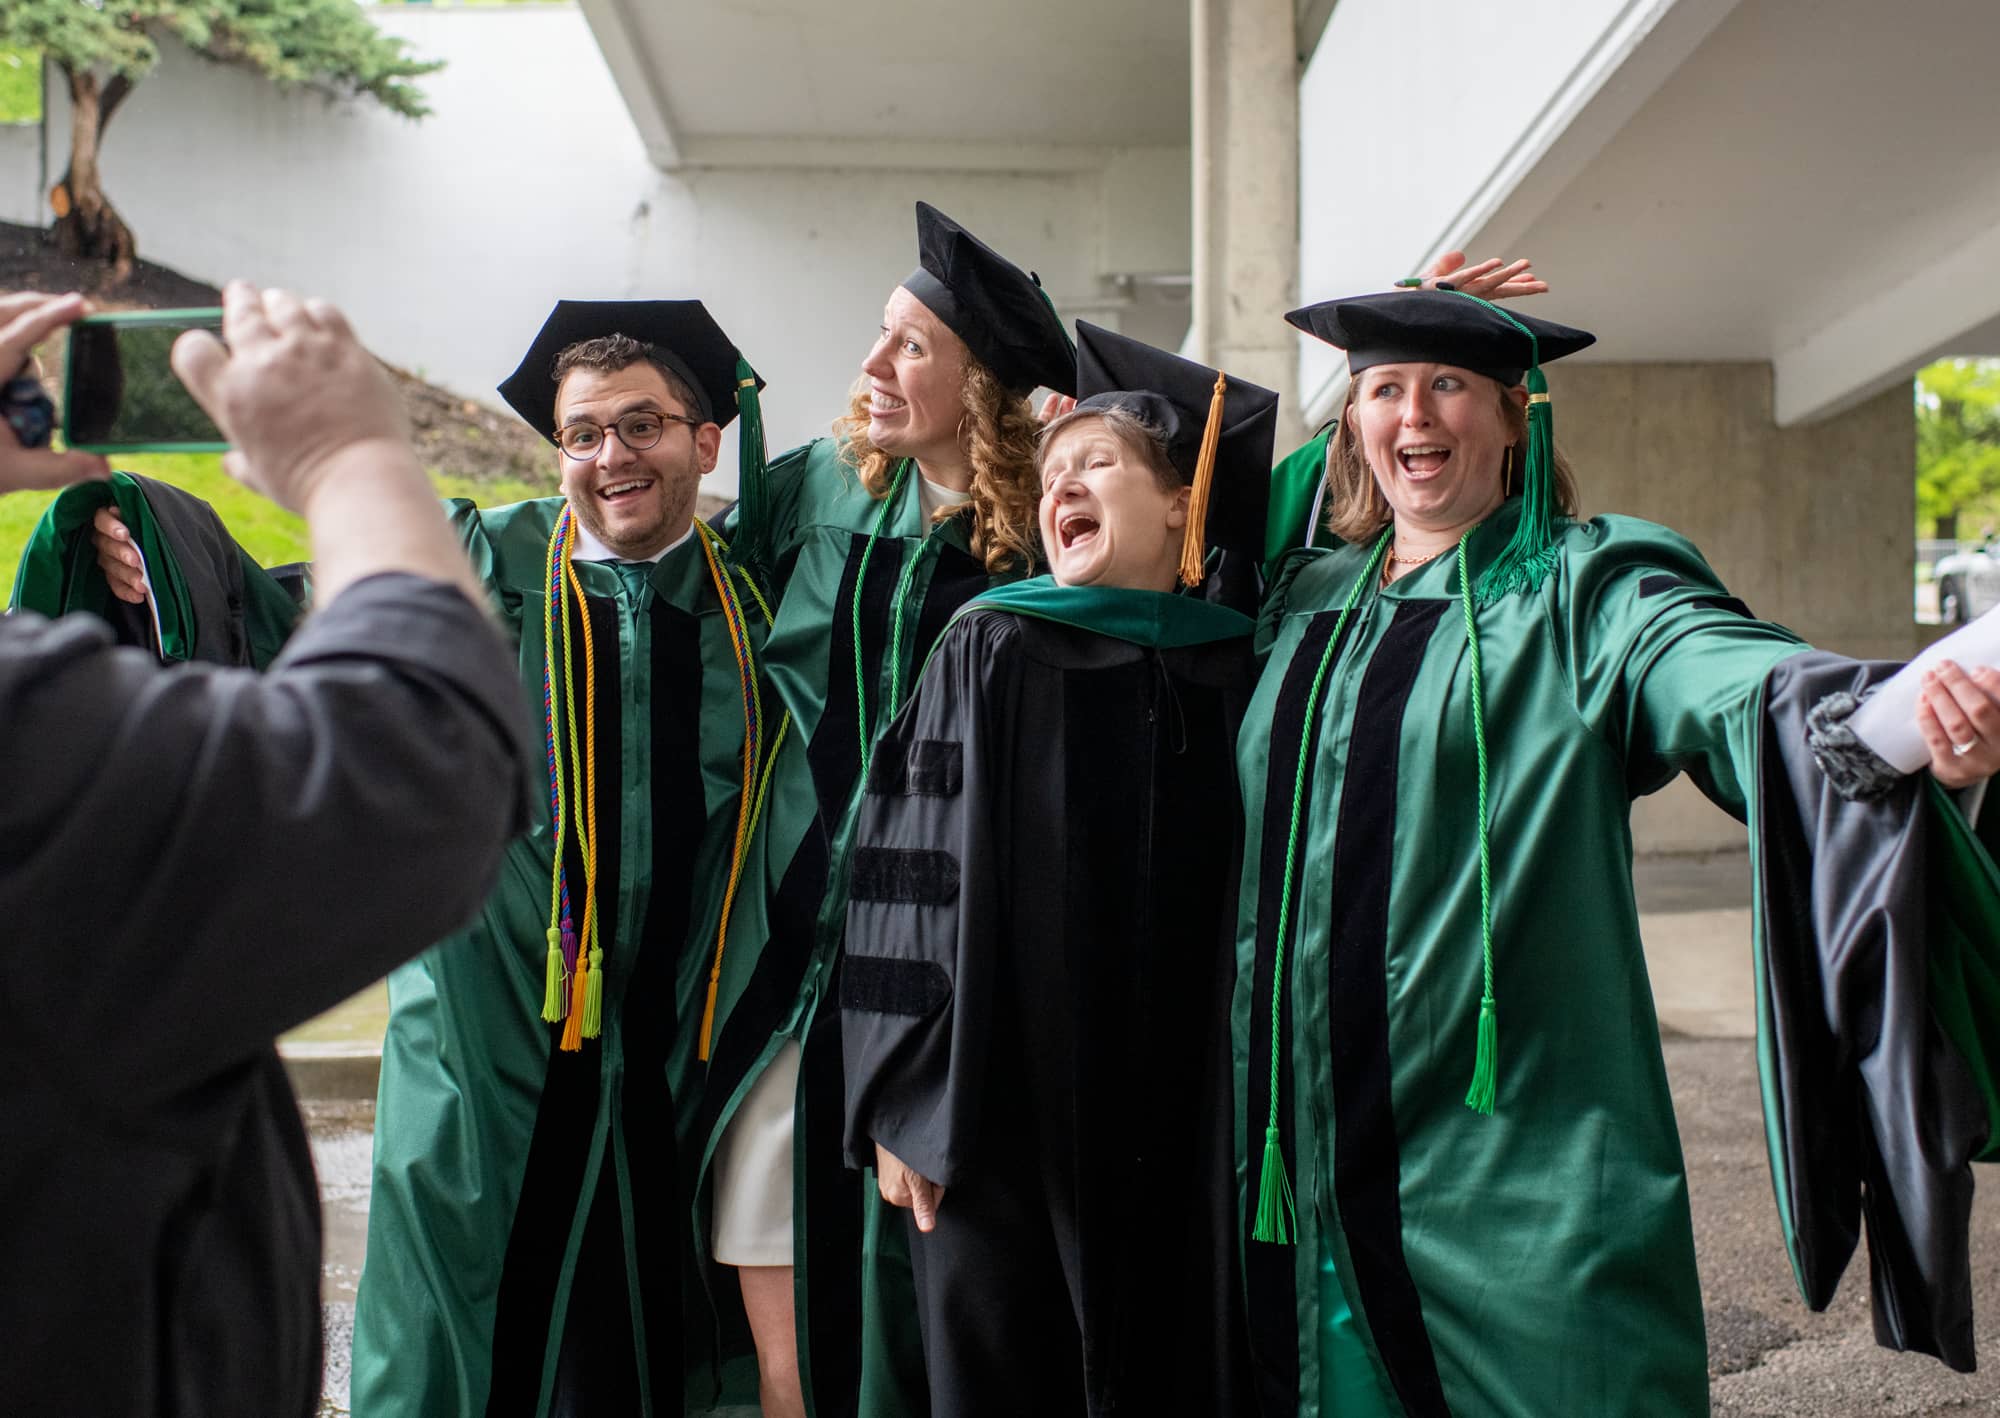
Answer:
[{"xmin": 710, "ymin": 1037, "xmax": 800, "ymax": 1267}]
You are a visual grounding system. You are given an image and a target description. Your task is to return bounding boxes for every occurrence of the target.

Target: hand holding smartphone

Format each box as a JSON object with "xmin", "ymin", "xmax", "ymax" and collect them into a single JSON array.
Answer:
[{"xmin": 63, "ymin": 308, "xmax": 229, "ymax": 453}]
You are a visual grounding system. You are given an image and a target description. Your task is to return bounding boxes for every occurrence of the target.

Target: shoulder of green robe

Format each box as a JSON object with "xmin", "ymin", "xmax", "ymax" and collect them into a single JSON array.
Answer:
[
  {"xmin": 758, "ymin": 436, "xmax": 893, "ymax": 545},
  {"xmin": 1555, "ymin": 513, "xmax": 1742, "ymax": 610},
  {"xmin": 440, "ymin": 495, "xmax": 565, "ymax": 597},
  {"xmin": 1263, "ymin": 425, "xmax": 1335, "ymax": 568}
]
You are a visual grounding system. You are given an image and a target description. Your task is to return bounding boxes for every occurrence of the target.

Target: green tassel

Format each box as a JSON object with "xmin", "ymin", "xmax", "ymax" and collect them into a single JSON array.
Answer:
[
  {"xmin": 1476, "ymin": 364, "xmax": 1562, "ymax": 604},
  {"xmin": 1464, "ymin": 996, "xmax": 1498, "ymax": 1116},
  {"xmin": 581, "ymin": 945, "xmax": 604, "ymax": 1039},
  {"xmin": 540, "ymin": 928, "xmax": 566, "ymax": 1023},
  {"xmin": 1251, "ymin": 1126, "xmax": 1297, "ymax": 1245},
  {"xmin": 734, "ymin": 358, "xmax": 770, "ymax": 574}
]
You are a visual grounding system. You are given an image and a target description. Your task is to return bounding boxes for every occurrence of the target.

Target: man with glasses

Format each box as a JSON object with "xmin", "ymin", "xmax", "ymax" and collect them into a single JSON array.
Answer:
[
  {"xmin": 340, "ymin": 300, "xmax": 786, "ymax": 1417},
  {"xmin": 84, "ymin": 298, "xmax": 795, "ymax": 1414}
]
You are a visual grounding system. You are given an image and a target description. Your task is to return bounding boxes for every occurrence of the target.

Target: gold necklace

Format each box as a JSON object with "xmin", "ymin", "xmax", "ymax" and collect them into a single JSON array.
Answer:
[{"xmin": 1385, "ymin": 544, "xmax": 1445, "ymax": 566}]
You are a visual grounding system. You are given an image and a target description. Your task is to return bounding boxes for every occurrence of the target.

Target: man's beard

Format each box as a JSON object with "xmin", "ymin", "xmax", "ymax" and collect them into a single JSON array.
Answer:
[{"xmin": 566, "ymin": 455, "xmax": 697, "ymax": 560}]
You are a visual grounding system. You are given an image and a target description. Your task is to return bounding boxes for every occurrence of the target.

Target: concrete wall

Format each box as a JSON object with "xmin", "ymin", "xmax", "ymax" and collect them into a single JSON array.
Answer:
[
  {"xmin": 31, "ymin": 6, "xmax": 1189, "ymax": 493},
  {"xmin": 0, "ymin": 118, "xmax": 38, "ymax": 225},
  {"xmin": 1553, "ymin": 360, "xmax": 1916, "ymax": 850}
]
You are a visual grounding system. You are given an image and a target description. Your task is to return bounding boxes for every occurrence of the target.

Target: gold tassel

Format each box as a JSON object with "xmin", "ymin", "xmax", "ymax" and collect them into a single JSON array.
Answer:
[
  {"xmin": 1178, "ymin": 372, "xmax": 1228, "ymax": 586},
  {"xmin": 559, "ymin": 949, "xmax": 588, "ymax": 1052}
]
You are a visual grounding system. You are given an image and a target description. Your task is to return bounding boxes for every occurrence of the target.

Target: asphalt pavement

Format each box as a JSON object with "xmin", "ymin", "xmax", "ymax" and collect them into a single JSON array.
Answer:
[{"xmin": 304, "ymin": 849, "xmax": 2000, "ymax": 1415}]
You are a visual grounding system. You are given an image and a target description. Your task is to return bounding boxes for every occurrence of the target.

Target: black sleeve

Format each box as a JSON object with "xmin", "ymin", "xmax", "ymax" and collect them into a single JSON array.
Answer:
[
  {"xmin": 1754, "ymin": 649, "xmax": 1994, "ymax": 1372},
  {"xmin": 0, "ymin": 573, "xmax": 534, "ymax": 1103},
  {"xmin": 840, "ymin": 612, "xmax": 1019, "ymax": 1186}
]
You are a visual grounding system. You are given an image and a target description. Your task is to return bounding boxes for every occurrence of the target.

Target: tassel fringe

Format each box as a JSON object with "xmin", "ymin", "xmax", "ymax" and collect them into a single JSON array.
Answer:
[
  {"xmin": 541, "ymin": 927, "xmax": 567, "ymax": 1023},
  {"xmin": 1252, "ymin": 1126, "xmax": 1297, "ymax": 1245},
  {"xmin": 1464, "ymin": 996, "xmax": 1498, "ymax": 1115},
  {"xmin": 560, "ymin": 952, "xmax": 588, "ymax": 1052},
  {"xmin": 1178, "ymin": 372, "xmax": 1228, "ymax": 586},
  {"xmin": 581, "ymin": 945, "xmax": 604, "ymax": 1040}
]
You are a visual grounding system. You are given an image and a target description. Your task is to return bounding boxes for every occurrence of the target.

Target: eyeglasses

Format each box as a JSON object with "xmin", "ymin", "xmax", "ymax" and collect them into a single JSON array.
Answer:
[{"xmin": 556, "ymin": 409, "xmax": 700, "ymax": 460}]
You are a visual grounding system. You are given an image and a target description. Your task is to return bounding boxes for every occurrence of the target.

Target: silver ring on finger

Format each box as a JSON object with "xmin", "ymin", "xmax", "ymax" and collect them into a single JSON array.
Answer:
[{"xmin": 1954, "ymin": 740, "xmax": 1976, "ymax": 756}]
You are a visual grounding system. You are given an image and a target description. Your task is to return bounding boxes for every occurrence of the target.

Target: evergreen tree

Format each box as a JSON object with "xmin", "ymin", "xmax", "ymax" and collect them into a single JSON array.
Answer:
[{"xmin": 0, "ymin": 1, "xmax": 438, "ymax": 281}]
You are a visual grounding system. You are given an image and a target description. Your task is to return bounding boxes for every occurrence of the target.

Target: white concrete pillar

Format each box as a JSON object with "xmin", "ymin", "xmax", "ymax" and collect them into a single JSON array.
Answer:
[{"xmin": 1190, "ymin": 0, "xmax": 1305, "ymax": 454}]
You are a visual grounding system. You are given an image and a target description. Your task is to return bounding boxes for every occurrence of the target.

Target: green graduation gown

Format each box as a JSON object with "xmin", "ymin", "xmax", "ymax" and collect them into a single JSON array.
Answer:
[
  {"xmin": 352, "ymin": 497, "xmax": 780, "ymax": 1417},
  {"xmin": 1235, "ymin": 503, "xmax": 1810, "ymax": 1417},
  {"xmin": 714, "ymin": 438, "xmax": 1025, "ymax": 1417}
]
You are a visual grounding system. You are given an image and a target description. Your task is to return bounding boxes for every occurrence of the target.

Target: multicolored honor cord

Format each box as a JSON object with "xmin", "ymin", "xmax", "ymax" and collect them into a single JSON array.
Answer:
[{"xmin": 694, "ymin": 521, "xmax": 790, "ymax": 1061}]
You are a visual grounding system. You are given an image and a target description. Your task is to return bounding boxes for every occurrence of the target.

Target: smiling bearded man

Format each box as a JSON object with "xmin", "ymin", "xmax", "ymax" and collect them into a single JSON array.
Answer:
[{"xmin": 351, "ymin": 300, "xmax": 794, "ymax": 1417}]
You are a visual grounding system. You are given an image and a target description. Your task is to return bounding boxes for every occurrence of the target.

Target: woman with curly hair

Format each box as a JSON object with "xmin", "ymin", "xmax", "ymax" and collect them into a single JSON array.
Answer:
[{"xmin": 699, "ymin": 200, "xmax": 1076, "ymax": 1418}]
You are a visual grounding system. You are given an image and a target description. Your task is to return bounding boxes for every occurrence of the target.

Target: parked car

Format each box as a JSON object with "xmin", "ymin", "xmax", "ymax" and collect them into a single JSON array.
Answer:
[{"xmin": 1934, "ymin": 539, "xmax": 2000, "ymax": 624}]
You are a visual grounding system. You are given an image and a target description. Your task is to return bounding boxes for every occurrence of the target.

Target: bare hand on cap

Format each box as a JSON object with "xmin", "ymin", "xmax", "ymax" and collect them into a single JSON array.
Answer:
[
  {"xmin": 1918, "ymin": 659, "xmax": 2000, "ymax": 789},
  {"xmin": 1037, "ymin": 392, "xmax": 1078, "ymax": 425},
  {"xmin": 1413, "ymin": 251, "xmax": 1550, "ymax": 301},
  {"xmin": 875, "ymin": 1142, "xmax": 946, "ymax": 1234},
  {"xmin": 0, "ymin": 291, "xmax": 110, "ymax": 495},
  {"xmin": 170, "ymin": 280, "xmax": 416, "ymax": 515}
]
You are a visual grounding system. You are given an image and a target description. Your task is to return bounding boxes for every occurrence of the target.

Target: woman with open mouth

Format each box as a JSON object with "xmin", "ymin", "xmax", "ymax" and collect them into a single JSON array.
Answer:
[
  {"xmin": 702, "ymin": 200, "xmax": 1076, "ymax": 1418},
  {"xmin": 840, "ymin": 322, "xmax": 1276, "ymax": 1417},
  {"xmin": 1233, "ymin": 287, "xmax": 2000, "ymax": 1416}
]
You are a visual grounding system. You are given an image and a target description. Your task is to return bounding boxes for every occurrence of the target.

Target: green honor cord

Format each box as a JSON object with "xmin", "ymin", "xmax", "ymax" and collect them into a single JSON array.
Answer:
[
  {"xmin": 1457, "ymin": 533, "xmax": 1499, "ymax": 1115},
  {"xmin": 853, "ymin": 459, "xmax": 914, "ymax": 780},
  {"xmin": 1254, "ymin": 529, "xmax": 1388, "ymax": 1246},
  {"xmin": 1253, "ymin": 525, "xmax": 1504, "ymax": 1246}
]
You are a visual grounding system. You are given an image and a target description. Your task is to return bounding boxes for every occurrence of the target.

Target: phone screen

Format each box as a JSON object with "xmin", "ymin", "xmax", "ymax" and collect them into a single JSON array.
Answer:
[{"xmin": 63, "ymin": 309, "xmax": 228, "ymax": 453}]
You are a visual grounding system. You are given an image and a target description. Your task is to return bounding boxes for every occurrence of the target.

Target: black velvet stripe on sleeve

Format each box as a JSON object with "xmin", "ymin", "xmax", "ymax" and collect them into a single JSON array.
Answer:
[
  {"xmin": 1245, "ymin": 607, "xmax": 1352, "ymax": 1418},
  {"xmin": 486, "ymin": 590, "xmax": 629, "ymax": 1415},
  {"xmin": 1324, "ymin": 599, "xmax": 1450, "ymax": 1417},
  {"xmin": 868, "ymin": 739, "xmax": 964, "ymax": 798},
  {"xmin": 808, "ymin": 533, "xmax": 904, "ymax": 827}
]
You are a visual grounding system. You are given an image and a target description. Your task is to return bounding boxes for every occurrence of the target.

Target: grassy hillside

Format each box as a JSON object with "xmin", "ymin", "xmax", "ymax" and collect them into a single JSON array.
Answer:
[{"xmin": 2, "ymin": 455, "xmax": 559, "ymax": 595}]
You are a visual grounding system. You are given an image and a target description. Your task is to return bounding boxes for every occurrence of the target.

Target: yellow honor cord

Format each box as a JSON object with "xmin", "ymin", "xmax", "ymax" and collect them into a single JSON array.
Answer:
[{"xmin": 1177, "ymin": 371, "xmax": 1228, "ymax": 586}]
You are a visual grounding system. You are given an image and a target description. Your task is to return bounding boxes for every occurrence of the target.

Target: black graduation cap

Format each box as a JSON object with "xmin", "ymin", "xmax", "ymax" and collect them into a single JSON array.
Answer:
[
  {"xmin": 1070, "ymin": 321, "xmax": 1278, "ymax": 587},
  {"xmin": 497, "ymin": 299, "xmax": 762, "ymax": 445},
  {"xmin": 1284, "ymin": 288, "xmax": 1594, "ymax": 388},
  {"xmin": 903, "ymin": 202, "xmax": 1077, "ymax": 397}
]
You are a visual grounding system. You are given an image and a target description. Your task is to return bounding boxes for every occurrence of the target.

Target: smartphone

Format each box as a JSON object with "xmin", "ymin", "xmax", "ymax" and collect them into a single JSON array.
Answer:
[{"xmin": 62, "ymin": 308, "xmax": 228, "ymax": 454}]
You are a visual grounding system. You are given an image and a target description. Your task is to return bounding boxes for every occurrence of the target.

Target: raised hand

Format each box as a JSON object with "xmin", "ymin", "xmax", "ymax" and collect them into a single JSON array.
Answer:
[{"xmin": 1410, "ymin": 251, "xmax": 1550, "ymax": 301}]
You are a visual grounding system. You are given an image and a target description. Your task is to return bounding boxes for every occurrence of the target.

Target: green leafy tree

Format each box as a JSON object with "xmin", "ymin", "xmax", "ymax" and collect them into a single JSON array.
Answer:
[
  {"xmin": 1917, "ymin": 359, "xmax": 2000, "ymax": 540},
  {"xmin": 0, "ymin": 1, "xmax": 439, "ymax": 280}
]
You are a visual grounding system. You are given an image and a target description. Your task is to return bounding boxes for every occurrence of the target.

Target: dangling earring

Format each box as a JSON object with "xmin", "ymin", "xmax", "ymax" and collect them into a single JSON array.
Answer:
[{"xmin": 1502, "ymin": 444, "xmax": 1516, "ymax": 498}]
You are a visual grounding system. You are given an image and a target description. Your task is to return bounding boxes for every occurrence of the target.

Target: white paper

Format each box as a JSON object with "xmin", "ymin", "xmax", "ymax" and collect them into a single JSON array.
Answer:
[
  {"xmin": 128, "ymin": 541, "xmax": 166, "ymax": 659},
  {"xmin": 1848, "ymin": 602, "xmax": 2000, "ymax": 773}
]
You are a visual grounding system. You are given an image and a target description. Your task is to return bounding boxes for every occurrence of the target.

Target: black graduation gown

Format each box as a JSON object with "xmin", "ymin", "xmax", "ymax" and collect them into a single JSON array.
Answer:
[
  {"xmin": 841, "ymin": 607, "xmax": 1258, "ymax": 1418},
  {"xmin": 0, "ymin": 574, "xmax": 530, "ymax": 1418}
]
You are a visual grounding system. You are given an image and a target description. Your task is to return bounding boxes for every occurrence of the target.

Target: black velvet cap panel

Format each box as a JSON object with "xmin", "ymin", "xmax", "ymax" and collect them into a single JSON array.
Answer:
[
  {"xmin": 498, "ymin": 298, "xmax": 762, "ymax": 443},
  {"xmin": 1067, "ymin": 320, "xmax": 1278, "ymax": 565},
  {"xmin": 1284, "ymin": 289, "xmax": 1595, "ymax": 387},
  {"xmin": 903, "ymin": 201, "xmax": 1077, "ymax": 397}
]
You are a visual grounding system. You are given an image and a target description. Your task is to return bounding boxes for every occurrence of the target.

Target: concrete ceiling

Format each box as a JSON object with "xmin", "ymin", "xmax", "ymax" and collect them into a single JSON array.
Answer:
[
  {"xmin": 1468, "ymin": 0, "xmax": 2000, "ymax": 424},
  {"xmin": 579, "ymin": 0, "xmax": 1189, "ymax": 169}
]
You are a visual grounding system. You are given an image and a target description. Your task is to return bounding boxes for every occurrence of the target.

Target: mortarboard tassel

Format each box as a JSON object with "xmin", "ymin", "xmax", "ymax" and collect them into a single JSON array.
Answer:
[
  {"xmin": 734, "ymin": 358, "xmax": 771, "ymax": 575},
  {"xmin": 1446, "ymin": 293, "xmax": 1563, "ymax": 606},
  {"xmin": 1178, "ymin": 372, "xmax": 1228, "ymax": 587}
]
